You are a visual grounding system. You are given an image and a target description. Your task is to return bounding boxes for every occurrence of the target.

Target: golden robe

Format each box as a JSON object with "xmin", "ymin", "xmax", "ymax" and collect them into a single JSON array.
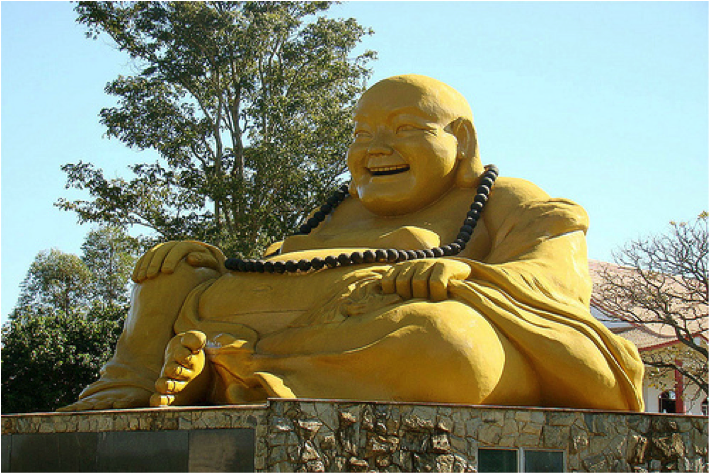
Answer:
[{"xmin": 81, "ymin": 178, "xmax": 645, "ymax": 411}]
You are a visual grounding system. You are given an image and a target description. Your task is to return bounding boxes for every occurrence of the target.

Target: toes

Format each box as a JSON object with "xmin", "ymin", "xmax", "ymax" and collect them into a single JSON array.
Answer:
[
  {"xmin": 150, "ymin": 393, "xmax": 175, "ymax": 407},
  {"xmin": 182, "ymin": 331, "xmax": 207, "ymax": 352},
  {"xmin": 163, "ymin": 361, "xmax": 196, "ymax": 381},
  {"xmin": 155, "ymin": 377, "xmax": 188, "ymax": 394}
]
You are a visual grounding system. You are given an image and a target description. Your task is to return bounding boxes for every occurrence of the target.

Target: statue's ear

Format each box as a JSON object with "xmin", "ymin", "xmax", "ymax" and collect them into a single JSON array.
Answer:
[{"xmin": 452, "ymin": 118, "xmax": 483, "ymax": 187}]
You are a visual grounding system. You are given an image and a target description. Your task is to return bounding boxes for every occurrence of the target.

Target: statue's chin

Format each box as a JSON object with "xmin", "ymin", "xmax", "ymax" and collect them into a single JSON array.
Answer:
[{"xmin": 359, "ymin": 194, "xmax": 429, "ymax": 217}]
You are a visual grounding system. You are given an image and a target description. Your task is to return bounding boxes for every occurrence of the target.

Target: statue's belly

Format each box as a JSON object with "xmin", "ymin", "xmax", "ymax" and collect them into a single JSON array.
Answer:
[{"xmin": 198, "ymin": 249, "xmax": 389, "ymax": 335}]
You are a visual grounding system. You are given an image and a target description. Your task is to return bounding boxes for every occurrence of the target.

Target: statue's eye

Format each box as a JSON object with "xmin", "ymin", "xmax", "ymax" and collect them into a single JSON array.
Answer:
[
  {"xmin": 396, "ymin": 124, "xmax": 419, "ymax": 133},
  {"xmin": 353, "ymin": 130, "xmax": 371, "ymax": 140}
]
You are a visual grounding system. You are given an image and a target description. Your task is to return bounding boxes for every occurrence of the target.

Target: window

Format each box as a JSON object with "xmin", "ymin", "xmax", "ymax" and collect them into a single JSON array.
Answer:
[
  {"xmin": 478, "ymin": 448, "xmax": 518, "ymax": 472},
  {"xmin": 659, "ymin": 390, "xmax": 676, "ymax": 413},
  {"xmin": 702, "ymin": 398, "xmax": 708, "ymax": 416},
  {"xmin": 478, "ymin": 448, "xmax": 564, "ymax": 472}
]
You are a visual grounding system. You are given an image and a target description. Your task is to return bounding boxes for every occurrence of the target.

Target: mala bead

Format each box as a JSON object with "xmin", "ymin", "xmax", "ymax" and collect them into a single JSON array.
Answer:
[
  {"xmin": 467, "ymin": 209, "xmax": 480, "ymax": 220},
  {"xmin": 457, "ymin": 231, "xmax": 472, "ymax": 242},
  {"xmin": 338, "ymin": 253, "xmax": 352, "ymax": 266},
  {"xmin": 480, "ymin": 176, "xmax": 494, "ymax": 188},
  {"xmin": 227, "ymin": 166, "xmax": 498, "ymax": 274}
]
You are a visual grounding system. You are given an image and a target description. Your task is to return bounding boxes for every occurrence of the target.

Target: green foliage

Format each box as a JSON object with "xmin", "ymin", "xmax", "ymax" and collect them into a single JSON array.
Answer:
[
  {"xmin": 1, "ymin": 311, "xmax": 122, "ymax": 414},
  {"xmin": 57, "ymin": 1, "xmax": 376, "ymax": 257},
  {"xmin": 12, "ymin": 249, "xmax": 92, "ymax": 320},
  {"xmin": 2, "ymin": 226, "xmax": 139, "ymax": 413}
]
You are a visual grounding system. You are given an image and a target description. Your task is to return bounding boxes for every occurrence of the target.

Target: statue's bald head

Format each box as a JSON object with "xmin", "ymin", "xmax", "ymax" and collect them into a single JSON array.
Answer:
[{"xmin": 361, "ymin": 75, "xmax": 472, "ymax": 126}]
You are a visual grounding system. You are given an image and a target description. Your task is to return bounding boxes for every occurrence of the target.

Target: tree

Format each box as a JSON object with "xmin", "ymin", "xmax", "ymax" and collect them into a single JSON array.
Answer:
[
  {"xmin": 594, "ymin": 213, "xmax": 708, "ymax": 397},
  {"xmin": 57, "ymin": 1, "xmax": 376, "ymax": 257},
  {"xmin": 12, "ymin": 249, "xmax": 92, "ymax": 321},
  {"xmin": 1, "ymin": 313, "xmax": 121, "ymax": 414},
  {"xmin": 81, "ymin": 226, "xmax": 141, "ymax": 308},
  {"xmin": 2, "ymin": 226, "xmax": 139, "ymax": 413}
]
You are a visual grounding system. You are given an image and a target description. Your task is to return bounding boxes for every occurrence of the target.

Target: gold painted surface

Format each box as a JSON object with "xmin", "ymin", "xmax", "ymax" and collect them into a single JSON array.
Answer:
[{"xmin": 59, "ymin": 75, "xmax": 644, "ymax": 413}]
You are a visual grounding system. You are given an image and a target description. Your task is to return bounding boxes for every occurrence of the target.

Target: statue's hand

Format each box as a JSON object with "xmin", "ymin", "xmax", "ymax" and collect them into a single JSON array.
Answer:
[
  {"xmin": 132, "ymin": 241, "xmax": 226, "ymax": 283},
  {"xmin": 380, "ymin": 259, "xmax": 471, "ymax": 302}
]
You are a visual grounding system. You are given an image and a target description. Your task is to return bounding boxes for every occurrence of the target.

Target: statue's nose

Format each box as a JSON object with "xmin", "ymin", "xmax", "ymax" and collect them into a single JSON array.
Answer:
[{"xmin": 367, "ymin": 132, "xmax": 394, "ymax": 155}]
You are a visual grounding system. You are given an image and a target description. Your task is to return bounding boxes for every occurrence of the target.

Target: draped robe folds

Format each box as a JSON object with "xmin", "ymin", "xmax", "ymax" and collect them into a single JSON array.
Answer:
[{"xmin": 80, "ymin": 179, "xmax": 645, "ymax": 411}]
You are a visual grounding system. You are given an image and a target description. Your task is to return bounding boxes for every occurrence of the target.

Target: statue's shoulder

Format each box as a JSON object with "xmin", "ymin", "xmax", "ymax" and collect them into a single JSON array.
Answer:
[
  {"xmin": 489, "ymin": 176, "xmax": 550, "ymax": 208},
  {"xmin": 479, "ymin": 177, "xmax": 544, "ymax": 235}
]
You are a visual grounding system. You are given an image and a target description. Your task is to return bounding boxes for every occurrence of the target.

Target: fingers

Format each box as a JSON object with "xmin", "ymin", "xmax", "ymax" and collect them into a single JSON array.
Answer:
[
  {"xmin": 146, "ymin": 242, "xmax": 176, "ymax": 279},
  {"xmin": 381, "ymin": 259, "xmax": 472, "ymax": 301},
  {"xmin": 133, "ymin": 242, "xmax": 174, "ymax": 282},
  {"xmin": 163, "ymin": 242, "xmax": 211, "ymax": 274},
  {"xmin": 185, "ymin": 252, "xmax": 219, "ymax": 271},
  {"xmin": 429, "ymin": 263, "xmax": 449, "ymax": 302},
  {"xmin": 133, "ymin": 241, "xmax": 224, "ymax": 284},
  {"xmin": 382, "ymin": 261, "xmax": 435, "ymax": 300},
  {"xmin": 430, "ymin": 260, "xmax": 472, "ymax": 301}
]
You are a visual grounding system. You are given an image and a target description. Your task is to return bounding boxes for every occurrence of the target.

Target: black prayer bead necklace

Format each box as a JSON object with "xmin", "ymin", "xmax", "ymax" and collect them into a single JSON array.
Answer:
[{"xmin": 224, "ymin": 165, "xmax": 499, "ymax": 274}]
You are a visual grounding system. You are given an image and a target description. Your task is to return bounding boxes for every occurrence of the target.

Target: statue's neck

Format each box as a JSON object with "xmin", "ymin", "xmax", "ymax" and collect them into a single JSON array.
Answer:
[{"xmin": 281, "ymin": 188, "xmax": 485, "ymax": 256}]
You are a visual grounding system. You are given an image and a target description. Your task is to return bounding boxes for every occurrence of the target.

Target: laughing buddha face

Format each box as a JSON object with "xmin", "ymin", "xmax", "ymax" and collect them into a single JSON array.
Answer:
[{"xmin": 347, "ymin": 75, "xmax": 479, "ymax": 216}]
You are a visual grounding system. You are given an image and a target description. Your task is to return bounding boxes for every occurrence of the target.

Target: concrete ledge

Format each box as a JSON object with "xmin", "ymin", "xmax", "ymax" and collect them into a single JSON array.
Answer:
[{"xmin": 2, "ymin": 400, "xmax": 708, "ymax": 472}]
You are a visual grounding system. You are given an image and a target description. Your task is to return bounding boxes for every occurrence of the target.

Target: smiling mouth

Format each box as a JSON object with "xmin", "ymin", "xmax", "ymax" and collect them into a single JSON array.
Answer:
[{"xmin": 369, "ymin": 164, "xmax": 410, "ymax": 176}]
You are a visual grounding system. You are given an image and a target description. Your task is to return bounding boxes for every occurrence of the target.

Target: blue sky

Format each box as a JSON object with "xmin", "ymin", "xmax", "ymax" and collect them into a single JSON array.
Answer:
[{"xmin": 2, "ymin": 1, "xmax": 708, "ymax": 323}]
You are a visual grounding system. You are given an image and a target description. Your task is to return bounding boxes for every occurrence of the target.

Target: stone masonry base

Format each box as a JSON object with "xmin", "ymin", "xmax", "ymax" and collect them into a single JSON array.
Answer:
[{"xmin": 2, "ymin": 399, "xmax": 708, "ymax": 472}]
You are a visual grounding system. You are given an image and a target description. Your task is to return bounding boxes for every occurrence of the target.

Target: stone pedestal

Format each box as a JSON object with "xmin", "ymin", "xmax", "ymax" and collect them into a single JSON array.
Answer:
[{"xmin": 2, "ymin": 399, "xmax": 707, "ymax": 472}]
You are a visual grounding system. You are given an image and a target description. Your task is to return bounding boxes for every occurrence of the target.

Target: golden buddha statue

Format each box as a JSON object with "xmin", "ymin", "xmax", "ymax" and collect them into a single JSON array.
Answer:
[{"xmin": 59, "ymin": 75, "xmax": 644, "ymax": 412}]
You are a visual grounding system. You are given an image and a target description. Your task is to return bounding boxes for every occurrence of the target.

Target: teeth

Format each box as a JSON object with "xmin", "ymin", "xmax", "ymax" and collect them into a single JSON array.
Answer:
[
  {"xmin": 371, "ymin": 165, "xmax": 408, "ymax": 172},
  {"xmin": 369, "ymin": 164, "xmax": 410, "ymax": 176}
]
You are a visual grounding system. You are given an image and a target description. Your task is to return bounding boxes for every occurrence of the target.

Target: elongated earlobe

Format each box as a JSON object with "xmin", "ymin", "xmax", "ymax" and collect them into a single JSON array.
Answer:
[
  {"xmin": 349, "ymin": 185, "xmax": 359, "ymax": 198},
  {"xmin": 453, "ymin": 119, "xmax": 483, "ymax": 187},
  {"xmin": 456, "ymin": 159, "xmax": 479, "ymax": 188}
]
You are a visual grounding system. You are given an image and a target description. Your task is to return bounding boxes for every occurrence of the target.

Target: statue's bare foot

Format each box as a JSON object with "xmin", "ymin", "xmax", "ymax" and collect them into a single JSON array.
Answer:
[
  {"xmin": 150, "ymin": 331, "xmax": 211, "ymax": 407},
  {"xmin": 57, "ymin": 387, "xmax": 152, "ymax": 412}
]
